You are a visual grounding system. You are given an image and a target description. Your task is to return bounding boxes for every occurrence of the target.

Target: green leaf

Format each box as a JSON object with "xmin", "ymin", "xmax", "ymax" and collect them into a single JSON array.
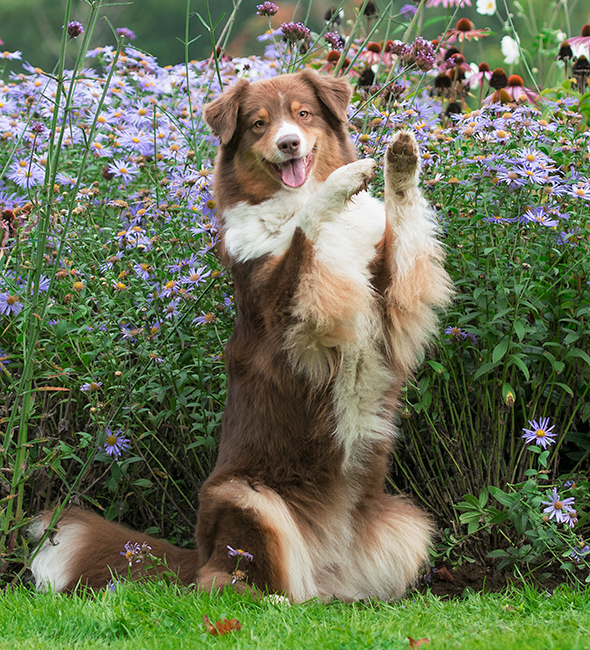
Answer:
[
  {"xmin": 507, "ymin": 354, "xmax": 530, "ymax": 380},
  {"xmin": 492, "ymin": 338, "xmax": 510, "ymax": 363},
  {"xmin": 565, "ymin": 348, "xmax": 590, "ymax": 366}
]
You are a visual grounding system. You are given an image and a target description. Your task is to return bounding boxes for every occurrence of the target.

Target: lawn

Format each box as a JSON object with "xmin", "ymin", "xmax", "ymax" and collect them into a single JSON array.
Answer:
[{"xmin": 0, "ymin": 582, "xmax": 589, "ymax": 650}]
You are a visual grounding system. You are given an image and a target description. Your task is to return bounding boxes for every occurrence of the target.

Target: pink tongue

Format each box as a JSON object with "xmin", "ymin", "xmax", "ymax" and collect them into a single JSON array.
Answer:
[{"xmin": 280, "ymin": 158, "xmax": 307, "ymax": 188}]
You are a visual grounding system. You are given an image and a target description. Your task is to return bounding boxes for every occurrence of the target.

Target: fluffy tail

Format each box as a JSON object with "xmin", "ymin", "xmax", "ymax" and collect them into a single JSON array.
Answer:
[{"xmin": 29, "ymin": 507, "xmax": 199, "ymax": 592}]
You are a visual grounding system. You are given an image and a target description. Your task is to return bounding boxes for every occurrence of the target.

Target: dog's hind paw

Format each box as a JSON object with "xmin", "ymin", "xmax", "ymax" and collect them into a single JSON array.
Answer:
[{"xmin": 385, "ymin": 131, "xmax": 420, "ymax": 194}]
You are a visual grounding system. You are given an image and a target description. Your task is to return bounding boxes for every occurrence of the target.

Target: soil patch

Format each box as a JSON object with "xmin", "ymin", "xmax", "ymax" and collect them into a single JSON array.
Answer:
[{"xmin": 421, "ymin": 563, "xmax": 569, "ymax": 598}]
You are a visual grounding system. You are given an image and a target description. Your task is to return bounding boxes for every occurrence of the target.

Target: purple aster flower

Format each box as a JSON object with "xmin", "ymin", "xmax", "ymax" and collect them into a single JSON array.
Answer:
[
  {"xmin": 67, "ymin": 21, "xmax": 84, "ymax": 39},
  {"xmin": 193, "ymin": 311, "xmax": 216, "ymax": 326},
  {"xmin": 134, "ymin": 262, "xmax": 152, "ymax": 281},
  {"xmin": 104, "ymin": 426, "xmax": 131, "ymax": 459},
  {"xmin": 400, "ymin": 3, "xmax": 418, "ymax": 17},
  {"xmin": 160, "ymin": 279, "xmax": 179, "ymax": 298},
  {"xmin": 522, "ymin": 207, "xmax": 559, "ymax": 227},
  {"xmin": 515, "ymin": 164, "xmax": 550, "ymax": 184},
  {"xmin": 163, "ymin": 297, "xmax": 181, "ymax": 319},
  {"xmin": 557, "ymin": 229, "xmax": 579, "ymax": 246},
  {"xmin": 6, "ymin": 159, "xmax": 45, "ymax": 188},
  {"xmin": 280, "ymin": 21, "xmax": 310, "ymax": 43},
  {"xmin": 0, "ymin": 292, "xmax": 23, "ymax": 316},
  {"xmin": 0, "ymin": 348, "xmax": 11, "ymax": 372},
  {"xmin": 484, "ymin": 214, "xmax": 517, "ymax": 224},
  {"xmin": 227, "ymin": 545, "xmax": 253, "ymax": 562},
  {"xmin": 570, "ymin": 182, "xmax": 590, "ymax": 200},
  {"xmin": 118, "ymin": 128, "xmax": 153, "ymax": 156},
  {"xmin": 167, "ymin": 256, "xmax": 200, "ymax": 274},
  {"xmin": 116, "ymin": 27, "xmax": 136, "ymax": 40},
  {"xmin": 542, "ymin": 487, "xmax": 575, "ymax": 524},
  {"xmin": 180, "ymin": 266, "xmax": 211, "ymax": 287},
  {"xmin": 256, "ymin": 2, "xmax": 279, "ymax": 16},
  {"xmin": 107, "ymin": 579, "xmax": 120, "ymax": 592},
  {"xmin": 563, "ymin": 509, "xmax": 578, "ymax": 528},
  {"xmin": 120, "ymin": 540, "xmax": 151, "ymax": 566},
  {"xmin": 444, "ymin": 326, "xmax": 476, "ymax": 344},
  {"xmin": 106, "ymin": 160, "xmax": 140, "ymax": 185},
  {"xmin": 121, "ymin": 324, "xmax": 142, "ymax": 343},
  {"xmin": 445, "ymin": 325, "xmax": 467, "ymax": 340},
  {"xmin": 522, "ymin": 417, "xmax": 557, "ymax": 448},
  {"xmin": 80, "ymin": 380, "xmax": 102, "ymax": 392},
  {"xmin": 571, "ymin": 543, "xmax": 589, "ymax": 562}
]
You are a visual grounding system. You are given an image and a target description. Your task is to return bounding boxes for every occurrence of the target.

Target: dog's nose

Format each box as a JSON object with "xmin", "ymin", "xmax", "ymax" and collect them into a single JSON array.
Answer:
[{"xmin": 277, "ymin": 134, "xmax": 300, "ymax": 154}]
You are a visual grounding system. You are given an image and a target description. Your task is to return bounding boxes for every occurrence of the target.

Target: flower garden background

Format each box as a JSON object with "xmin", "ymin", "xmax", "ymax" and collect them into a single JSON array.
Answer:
[{"xmin": 0, "ymin": 0, "xmax": 589, "ymax": 590}]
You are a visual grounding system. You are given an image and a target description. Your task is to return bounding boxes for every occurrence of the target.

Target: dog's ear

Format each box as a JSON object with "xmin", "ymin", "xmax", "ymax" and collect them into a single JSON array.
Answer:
[
  {"xmin": 297, "ymin": 69, "xmax": 352, "ymax": 123},
  {"xmin": 203, "ymin": 78, "xmax": 250, "ymax": 145}
]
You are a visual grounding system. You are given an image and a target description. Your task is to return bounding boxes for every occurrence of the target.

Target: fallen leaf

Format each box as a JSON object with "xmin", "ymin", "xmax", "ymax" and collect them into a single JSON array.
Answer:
[
  {"xmin": 435, "ymin": 565, "xmax": 454, "ymax": 582},
  {"xmin": 408, "ymin": 636, "xmax": 430, "ymax": 647},
  {"xmin": 203, "ymin": 614, "xmax": 242, "ymax": 636}
]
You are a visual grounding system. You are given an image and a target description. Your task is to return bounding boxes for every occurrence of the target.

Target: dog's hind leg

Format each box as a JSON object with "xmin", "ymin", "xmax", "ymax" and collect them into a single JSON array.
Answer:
[
  {"xmin": 195, "ymin": 479, "xmax": 318, "ymax": 602},
  {"xmin": 328, "ymin": 494, "xmax": 432, "ymax": 601}
]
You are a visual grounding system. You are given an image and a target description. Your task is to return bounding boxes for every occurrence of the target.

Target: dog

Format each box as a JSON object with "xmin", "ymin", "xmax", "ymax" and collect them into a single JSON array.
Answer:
[{"xmin": 29, "ymin": 69, "xmax": 452, "ymax": 602}]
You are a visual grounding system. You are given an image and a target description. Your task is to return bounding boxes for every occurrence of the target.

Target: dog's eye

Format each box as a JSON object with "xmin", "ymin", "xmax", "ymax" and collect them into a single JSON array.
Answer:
[
  {"xmin": 298, "ymin": 110, "xmax": 310, "ymax": 119},
  {"xmin": 252, "ymin": 119, "xmax": 265, "ymax": 129}
]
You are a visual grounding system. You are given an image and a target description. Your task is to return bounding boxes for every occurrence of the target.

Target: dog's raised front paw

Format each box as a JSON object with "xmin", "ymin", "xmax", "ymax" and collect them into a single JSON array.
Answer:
[
  {"xmin": 326, "ymin": 158, "xmax": 376, "ymax": 201},
  {"xmin": 385, "ymin": 131, "xmax": 420, "ymax": 193}
]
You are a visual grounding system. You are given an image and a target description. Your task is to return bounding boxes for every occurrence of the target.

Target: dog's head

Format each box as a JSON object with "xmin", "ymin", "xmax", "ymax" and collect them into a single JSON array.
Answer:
[{"xmin": 203, "ymin": 70, "xmax": 356, "ymax": 207}]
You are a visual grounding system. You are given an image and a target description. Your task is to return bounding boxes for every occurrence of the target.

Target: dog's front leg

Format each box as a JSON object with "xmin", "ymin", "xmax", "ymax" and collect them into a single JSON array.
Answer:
[
  {"xmin": 377, "ymin": 131, "xmax": 452, "ymax": 373},
  {"xmin": 272, "ymin": 159, "xmax": 378, "ymax": 379},
  {"xmin": 297, "ymin": 158, "xmax": 376, "ymax": 242}
]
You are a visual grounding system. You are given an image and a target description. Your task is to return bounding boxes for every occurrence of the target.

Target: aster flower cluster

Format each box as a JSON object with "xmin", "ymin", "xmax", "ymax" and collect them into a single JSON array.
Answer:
[{"xmin": 121, "ymin": 540, "xmax": 153, "ymax": 566}]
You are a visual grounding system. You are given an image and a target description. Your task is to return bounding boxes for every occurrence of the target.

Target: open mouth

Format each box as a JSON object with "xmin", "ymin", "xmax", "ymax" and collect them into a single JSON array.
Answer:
[{"xmin": 269, "ymin": 153, "xmax": 313, "ymax": 189}]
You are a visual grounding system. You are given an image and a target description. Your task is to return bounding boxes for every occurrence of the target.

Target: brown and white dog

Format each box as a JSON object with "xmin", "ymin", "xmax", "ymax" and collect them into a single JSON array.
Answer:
[{"xmin": 30, "ymin": 69, "xmax": 452, "ymax": 602}]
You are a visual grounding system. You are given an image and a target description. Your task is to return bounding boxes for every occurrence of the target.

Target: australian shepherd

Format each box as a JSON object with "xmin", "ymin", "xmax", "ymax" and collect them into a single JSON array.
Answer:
[{"xmin": 30, "ymin": 69, "xmax": 452, "ymax": 602}]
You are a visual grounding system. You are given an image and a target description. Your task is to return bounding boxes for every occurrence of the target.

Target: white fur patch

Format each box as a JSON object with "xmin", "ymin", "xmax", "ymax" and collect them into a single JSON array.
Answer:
[
  {"xmin": 209, "ymin": 480, "xmax": 318, "ymax": 602},
  {"xmin": 29, "ymin": 521, "xmax": 82, "ymax": 592},
  {"xmin": 274, "ymin": 121, "xmax": 310, "ymax": 157},
  {"xmin": 222, "ymin": 188, "xmax": 310, "ymax": 263}
]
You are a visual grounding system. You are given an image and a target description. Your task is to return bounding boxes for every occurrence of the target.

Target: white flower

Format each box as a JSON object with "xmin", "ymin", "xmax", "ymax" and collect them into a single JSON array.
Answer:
[
  {"xmin": 501, "ymin": 35, "xmax": 520, "ymax": 64},
  {"xmin": 476, "ymin": 0, "xmax": 496, "ymax": 15}
]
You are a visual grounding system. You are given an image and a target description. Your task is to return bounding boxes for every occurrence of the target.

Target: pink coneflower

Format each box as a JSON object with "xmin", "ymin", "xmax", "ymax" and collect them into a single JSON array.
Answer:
[
  {"xmin": 445, "ymin": 18, "xmax": 490, "ymax": 44},
  {"xmin": 504, "ymin": 74, "xmax": 540, "ymax": 104},
  {"xmin": 361, "ymin": 41, "xmax": 382, "ymax": 66},
  {"xmin": 465, "ymin": 61, "xmax": 492, "ymax": 88},
  {"xmin": 567, "ymin": 23, "xmax": 590, "ymax": 57}
]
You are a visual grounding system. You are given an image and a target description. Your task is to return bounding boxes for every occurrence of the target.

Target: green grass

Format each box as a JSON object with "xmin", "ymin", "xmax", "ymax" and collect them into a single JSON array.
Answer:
[{"xmin": 0, "ymin": 582, "xmax": 589, "ymax": 649}]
